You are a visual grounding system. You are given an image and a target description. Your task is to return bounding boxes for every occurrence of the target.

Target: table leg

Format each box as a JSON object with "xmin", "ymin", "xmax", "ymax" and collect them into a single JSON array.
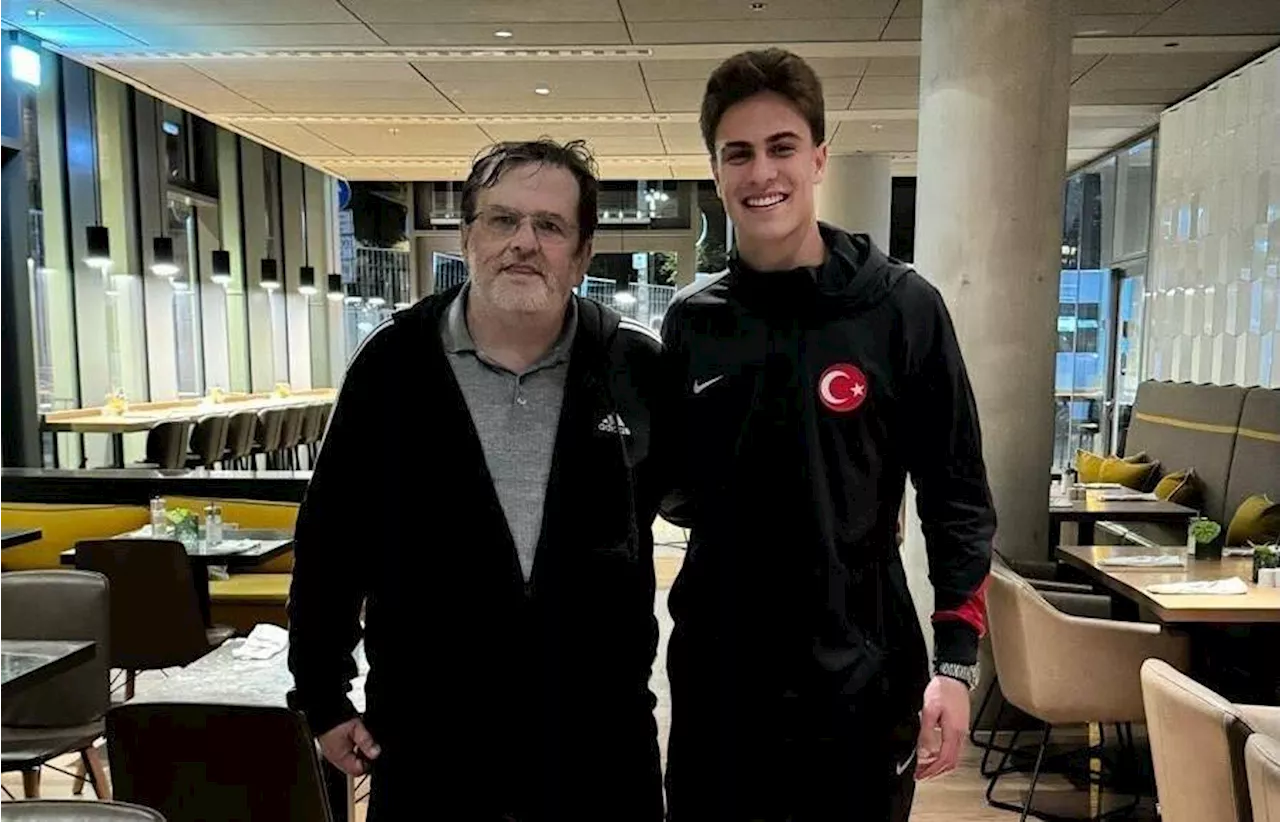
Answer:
[
  {"xmin": 110, "ymin": 433, "xmax": 125, "ymax": 468},
  {"xmin": 1048, "ymin": 517, "xmax": 1062, "ymax": 558},
  {"xmin": 1078, "ymin": 521, "xmax": 1096, "ymax": 547}
]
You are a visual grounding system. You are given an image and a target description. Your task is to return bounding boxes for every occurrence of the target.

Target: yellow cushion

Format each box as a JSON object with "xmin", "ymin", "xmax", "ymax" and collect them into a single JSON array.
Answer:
[
  {"xmin": 1226, "ymin": 495, "xmax": 1280, "ymax": 547},
  {"xmin": 1099, "ymin": 457, "xmax": 1160, "ymax": 491},
  {"xmin": 209, "ymin": 573, "xmax": 292, "ymax": 603},
  {"xmin": 1154, "ymin": 469, "xmax": 1201, "ymax": 508},
  {"xmin": 1076, "ymin": 450, "xmax": 1105, "ymax": 483},
  {"xmin": 164, "ymin": 497, "xmax": 298, "ymax": 573},
  {"xmin": 0, "ymin": 503, "xmax": 149, "ymax": 570}
]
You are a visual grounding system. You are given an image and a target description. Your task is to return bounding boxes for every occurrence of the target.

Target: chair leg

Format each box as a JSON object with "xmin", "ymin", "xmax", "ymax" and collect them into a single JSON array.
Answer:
[
  {"xmin": 125, "ymin": 669, "xmax": 136, "ymax": 700},
  {"xmin": 83, "ymin": 745, "xmax": 112, "ymax": 799},
  {"xmin": 987, "ymin": 723, "xmax": 1052, "ymax": 821},
  {"xmin": 21, "ymin": 768, "xmax": 41, "ymax": 799},
  {"xmin": 72, "ymin": 757, "xmax": 87, "ymax": 794}
]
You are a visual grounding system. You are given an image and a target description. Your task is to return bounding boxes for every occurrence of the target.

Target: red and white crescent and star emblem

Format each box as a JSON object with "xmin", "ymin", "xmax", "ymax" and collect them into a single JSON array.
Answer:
[{"xmin": 818, "ymin": 363, "xmax": 869, "ymax": 413}]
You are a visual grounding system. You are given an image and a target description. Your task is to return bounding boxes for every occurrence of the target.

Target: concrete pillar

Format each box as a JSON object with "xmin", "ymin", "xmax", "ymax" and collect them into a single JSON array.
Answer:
[
  {"xmin": 815, "ymin": 153, "xmax": 892, "ymax": 249},
  {"xmin": 903, "ymin": 0, "xmax": 1071, "ymax": 654}
]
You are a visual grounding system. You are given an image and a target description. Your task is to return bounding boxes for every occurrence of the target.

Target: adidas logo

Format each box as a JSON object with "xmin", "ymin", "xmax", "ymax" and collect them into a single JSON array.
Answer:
[{"xmin": 596, "ymin": 413, "xmax": 632, "ymax": 436}]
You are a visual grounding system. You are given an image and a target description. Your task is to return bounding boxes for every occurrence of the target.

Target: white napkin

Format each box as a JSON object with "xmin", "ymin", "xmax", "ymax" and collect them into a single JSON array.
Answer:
[
  {"xmin": 1099, "ymin": 555, "xmax": 1186, "ymax": 568},
  {"xmin": 231, "ymin": 624, "xmax": 289, "ymax": 660},
  {"xmin": 199, "ymin": 539, "xmax": 259, "ymax": 556},
  {"xmin": 1096, "ymin": 491, "xmax": 1160, "ymax": 502},
  {"xmin": 1050, "ymin": 497, "xmax": 1074, "ymax": 509},
  {"xmin": 1223, "ymin": 547, "xmax": 1256, "ymax": 557},
  {"xmin": 1146, "ymin": 577, "xmax": 1249, "ymax": 595},
  {"xmin": 1081, "ymin": 483, "xmax": 1125, "ymax": 490}
]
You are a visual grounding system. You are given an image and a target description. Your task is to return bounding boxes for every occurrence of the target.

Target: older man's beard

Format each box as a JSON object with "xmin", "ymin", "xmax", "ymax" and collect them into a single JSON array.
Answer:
[{"xmin": 472, "ymin": 266, "xmax": 564, "ymax": 314}]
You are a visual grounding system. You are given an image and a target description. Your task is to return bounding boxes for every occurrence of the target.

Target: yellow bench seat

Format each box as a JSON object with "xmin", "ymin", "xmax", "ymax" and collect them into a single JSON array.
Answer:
[{"xmin": 209, "ymin": 573, "xmax": 292, "ymax": 633}]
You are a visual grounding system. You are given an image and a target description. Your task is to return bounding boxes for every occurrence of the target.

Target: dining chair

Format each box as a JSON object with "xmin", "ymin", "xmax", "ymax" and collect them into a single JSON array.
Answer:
[
  {"xmin": 298, "ymin": 404, "xmax": 325, "ymax": 467},
  {"xmin": 251, "ymin": 408, "xmax": 286, "ymax": 470},
  {"xmin": 0, "ymin": 801, "xmax": 166, "ymax": 820},
  {"xmin": 275, "ymin": 406, "xmax": 306, "ymax": 469},
  {"xmin": 972, "ymin": 561, "xmax": 1114, "ymax": 777},
  {"xmin": 107, "ymin": 703, "xmax": 334, "ymax": 822},
  {"xmin": 1247, "ymin": 733, "xmax": 1280, "ymax": 822},
  {"xmin": 132, "ymin": 421, "xmax": 192, "ymax": 470},
  {"xmin": 221, "ymin": 411, "xmax": 258, "ymax": 469},
  {"xmin": 984, "ymin": 564, "xmax": 1192, "ymax": 821},
  {"xmin": 74, "ymin": 540, "xmax": 234, "ymax": 700},
  {"xmin": 184, "ymin": 415, "xmax": 230, "ymax": 469},
  {"xmin": 1, "ymin": 570, "xmax": 112, "ymax": 800},
  {"xmin": 1141, "ymin": 659, "xmax": 1280, "ymax": 822}
]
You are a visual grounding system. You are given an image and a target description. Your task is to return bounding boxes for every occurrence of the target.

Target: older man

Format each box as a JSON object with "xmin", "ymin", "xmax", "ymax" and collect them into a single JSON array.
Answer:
[{"xmin": 288, "ymin": 140, "xmax": 665, "ymax": 821}]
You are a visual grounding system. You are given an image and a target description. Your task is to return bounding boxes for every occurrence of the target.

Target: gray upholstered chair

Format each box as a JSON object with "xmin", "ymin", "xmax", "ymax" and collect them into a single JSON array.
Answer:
[
  {"xmin": 1, "ymin": 570, "xmax": 112, "ymax": 799},
  {"xmin": 1247, "ymin": 733, "xmax": 1280, "ymax": 822}
]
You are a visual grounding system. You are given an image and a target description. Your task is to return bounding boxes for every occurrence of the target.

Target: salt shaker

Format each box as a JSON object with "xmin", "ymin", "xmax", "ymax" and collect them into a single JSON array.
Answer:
[
  {"xmin": 204, "ymin": 503, "xmax": 223, "ymax": 547},
  {"xmin": 150, "ymin": 496, "xmax": 167, "ymax": 536}
]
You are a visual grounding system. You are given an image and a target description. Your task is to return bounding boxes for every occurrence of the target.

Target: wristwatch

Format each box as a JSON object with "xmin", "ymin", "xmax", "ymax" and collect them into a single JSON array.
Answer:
[{"xmin": 934, "ymin": 661, "xmax": 981, "ymax": 691}]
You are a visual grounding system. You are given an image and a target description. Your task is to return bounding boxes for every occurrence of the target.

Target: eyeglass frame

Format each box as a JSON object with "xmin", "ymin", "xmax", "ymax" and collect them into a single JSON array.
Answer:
[{"xmin": 466, "ymin": 206, "xmax": 580, "ymax": 247}]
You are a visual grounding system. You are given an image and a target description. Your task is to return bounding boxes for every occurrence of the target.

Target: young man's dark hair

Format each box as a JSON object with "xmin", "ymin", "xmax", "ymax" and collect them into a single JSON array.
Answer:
[
  {"xmin": 662, "ymin": 49, "xmax": 995, "ymax": 822},
  {"xmin": 461, "ymin": 138, "xmax": 599, "ymax": 252},
  {"xmin": 699, "ymin": 48, "xmax": 825, "ymax": 154}
]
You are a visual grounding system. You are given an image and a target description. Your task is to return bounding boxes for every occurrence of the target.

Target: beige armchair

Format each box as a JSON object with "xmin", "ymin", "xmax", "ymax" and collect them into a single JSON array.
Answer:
[
  {"xmin": 1247, "ymin": 734, "xmax": 1280, "ymax": 822},
  {"xmin": 985, "ymin": 565, "xmax": 1191, "ymax": 821},
  {"xmin": 1141, "ymin": 659, "xmax": 1280, "ymax": 822}
]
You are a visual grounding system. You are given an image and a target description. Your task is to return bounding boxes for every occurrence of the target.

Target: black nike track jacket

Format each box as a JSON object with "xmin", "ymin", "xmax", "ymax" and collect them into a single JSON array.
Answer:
[{"xmin": 658, "ymin": 225, "xmax": 995, "ymax": 815}]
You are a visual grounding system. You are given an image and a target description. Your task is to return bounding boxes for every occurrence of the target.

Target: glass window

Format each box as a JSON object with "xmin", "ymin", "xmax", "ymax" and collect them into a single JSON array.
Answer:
[
  {"xmin": 1113, "ymin": 139, "xmax": 1154, "ymax": 261},
  {"xmin": 167, "ymin": 196, "xmax": 203, "ymax": 395}
]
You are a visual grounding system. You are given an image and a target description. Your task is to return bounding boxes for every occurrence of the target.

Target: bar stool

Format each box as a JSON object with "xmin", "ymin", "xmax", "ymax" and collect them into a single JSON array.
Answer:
[
  {"xmin": 222, "ymin": 411, "xmax": 258, "ymax": 469},
  {"xmin": 184, "ymin": 416, "xmax": 230, "ymax": 469},
  {"xmin": 275, "ymin": 406, "xmax": 306, "ymax": 470}
]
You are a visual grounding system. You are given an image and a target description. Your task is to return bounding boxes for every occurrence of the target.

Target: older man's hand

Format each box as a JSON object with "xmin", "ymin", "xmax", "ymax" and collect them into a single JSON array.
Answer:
[{"xmin": 319, "ymin": 717, "xmax": 381, "ymax": 777}]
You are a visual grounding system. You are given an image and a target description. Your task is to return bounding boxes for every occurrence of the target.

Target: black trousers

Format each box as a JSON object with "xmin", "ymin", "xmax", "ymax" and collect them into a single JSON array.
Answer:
[{"xmin": 665, "ymin": 703, "xmax": 919, "ymax": 822}]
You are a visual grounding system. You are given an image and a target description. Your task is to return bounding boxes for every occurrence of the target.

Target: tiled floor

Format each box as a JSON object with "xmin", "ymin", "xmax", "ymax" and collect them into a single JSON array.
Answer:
[{"xmin": 2, "ymin": 527, "xmax": 1131, "ymax": 819}]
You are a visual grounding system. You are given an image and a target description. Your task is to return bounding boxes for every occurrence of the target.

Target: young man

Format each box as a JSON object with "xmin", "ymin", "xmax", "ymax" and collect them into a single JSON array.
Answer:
[
  {"xmin": 660, "ymin": 49, "xmax": 996, "ymax": 820},
  {"xmin": 288, "ymin": 140, "xmax": 665, "ymax": 821}
]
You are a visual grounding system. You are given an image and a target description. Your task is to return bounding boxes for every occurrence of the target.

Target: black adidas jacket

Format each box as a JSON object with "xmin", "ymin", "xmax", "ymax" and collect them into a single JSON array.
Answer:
[
  {"xmin": 659, "ymin": 225, "xmax": 995, "ymax": 721},
  {"xmin": 288, "ymin": 287, "xmax": 665, "ymax": 820}
]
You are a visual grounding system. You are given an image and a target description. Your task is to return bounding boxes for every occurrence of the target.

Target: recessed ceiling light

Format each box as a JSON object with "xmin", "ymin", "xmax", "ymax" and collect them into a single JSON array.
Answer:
[
  {"xmin": 388, "ymin": 127, "xmax": 400, "ymax": 135},
  {"xmin": 534, "ymin": 86, "xmax": 551, "ymax": 95},
  {"xmin": 749, "ymin": 1, "xmax": 767, "ymax": 10},
  {"xmin": 494, "ymin": 29, "xmax": 514, "ymax": 38},
  {"xmin": 25, "ymin": 7, "xmax": 46, "ymax": 19},
  {"xmin": 870, "ymin": 123, "xmax": 883, "ymax": 132}
]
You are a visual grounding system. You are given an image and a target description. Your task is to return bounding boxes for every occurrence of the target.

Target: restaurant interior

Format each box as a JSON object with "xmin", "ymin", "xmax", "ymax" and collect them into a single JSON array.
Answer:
[{"xmin": 1, "ymin": 0, "xmax": 1279, "ymax": 819}]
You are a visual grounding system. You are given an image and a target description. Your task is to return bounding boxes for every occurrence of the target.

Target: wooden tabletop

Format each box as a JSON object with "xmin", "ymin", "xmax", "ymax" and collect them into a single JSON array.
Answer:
[
  {"xmin": 1048, "ymin": 494, "xmax": 1198, "ymax": 522},
  {"xmin": 42, "ymin": 389, "xmax": 336, "ymax": 434},
  {"xmin": 1056, "ymin": 545, "xmax": 1280, "ymax": 624}
]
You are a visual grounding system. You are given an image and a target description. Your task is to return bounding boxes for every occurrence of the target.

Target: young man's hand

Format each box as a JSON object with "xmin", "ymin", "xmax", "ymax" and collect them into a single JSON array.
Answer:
[
  {"xmin": 915, "ymin": 675, "xmax": 970, "ymax": 780},
  {"xmin": 319, "ymin": 717, "xmax": 381, "ymax": 776}
]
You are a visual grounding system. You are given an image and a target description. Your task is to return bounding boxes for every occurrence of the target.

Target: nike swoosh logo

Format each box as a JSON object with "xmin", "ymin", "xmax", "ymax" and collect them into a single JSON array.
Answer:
[
  {"xmin": 896, "ymin": 750, "xmax": 917, "ymax": 777},
  {"xmin": 692, "ymin": 375, "xmax": 724, "ymax": 394}
]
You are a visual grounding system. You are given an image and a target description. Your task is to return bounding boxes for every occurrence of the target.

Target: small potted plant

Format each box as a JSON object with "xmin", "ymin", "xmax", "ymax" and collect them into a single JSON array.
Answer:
[
  {"xmin": 1188, "ymin": 517, "xmax": 1224, "ymax": 561},
  {"xmin": 1252, "ymin": 541, "xmax": 1279, "ymax": 583},
  {"xmin": 166, "ymin": 507, "xmax": 199, "ymax": 549}
]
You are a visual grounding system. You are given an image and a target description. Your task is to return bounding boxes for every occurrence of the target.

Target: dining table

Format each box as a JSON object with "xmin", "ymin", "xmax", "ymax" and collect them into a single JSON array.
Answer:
[
  {"xmin": 1055, "ymin": 544, "xmax": 1280, "ymax": 624},
  {"xmin": 1048, "ymin": 489, "xmax": 1198, "ymax": 555},
  {"xmin": 42, "ymin": 389, "xmax": 335, "ymax": 468},
  {"xmin": 61, "ymin": 527, "xmax": 295, "ymax": 625},
  {"xmin": 1, "ymin": 528, "xmax": 43, "ymax": 551},
  {"xmin": 1, "ymin": 639, "xmax": 96, "ymax": 699}
]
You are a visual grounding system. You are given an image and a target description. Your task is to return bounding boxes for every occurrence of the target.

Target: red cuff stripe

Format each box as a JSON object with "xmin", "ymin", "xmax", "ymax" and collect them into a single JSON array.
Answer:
[{"xmin": 931, "ymin": 575, "xmax": 989, "ymax": 637}]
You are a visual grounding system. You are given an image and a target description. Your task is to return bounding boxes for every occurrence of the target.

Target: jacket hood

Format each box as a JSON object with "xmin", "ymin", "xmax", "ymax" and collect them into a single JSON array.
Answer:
[{"xmin": 726, "ymin": 222, "xmax": 908, "ymax": 316}]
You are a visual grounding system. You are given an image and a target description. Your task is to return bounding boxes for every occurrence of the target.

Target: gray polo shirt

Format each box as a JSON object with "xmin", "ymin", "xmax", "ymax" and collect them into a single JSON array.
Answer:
[{"xmin": 441, "ymin": 285, "xmax": 576, "ymax": 581}]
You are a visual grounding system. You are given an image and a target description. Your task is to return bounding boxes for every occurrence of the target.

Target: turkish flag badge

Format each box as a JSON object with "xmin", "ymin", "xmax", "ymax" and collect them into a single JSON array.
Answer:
[{"xmin": 818, "ymin": 363, "xmax": 868, "ymax": 413}]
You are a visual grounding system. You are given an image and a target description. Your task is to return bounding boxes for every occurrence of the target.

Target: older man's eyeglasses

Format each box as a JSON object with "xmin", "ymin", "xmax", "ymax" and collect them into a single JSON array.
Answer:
[{"xmin": 473, "ymin": 208, "xmax": 577, "ymax": 246}]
